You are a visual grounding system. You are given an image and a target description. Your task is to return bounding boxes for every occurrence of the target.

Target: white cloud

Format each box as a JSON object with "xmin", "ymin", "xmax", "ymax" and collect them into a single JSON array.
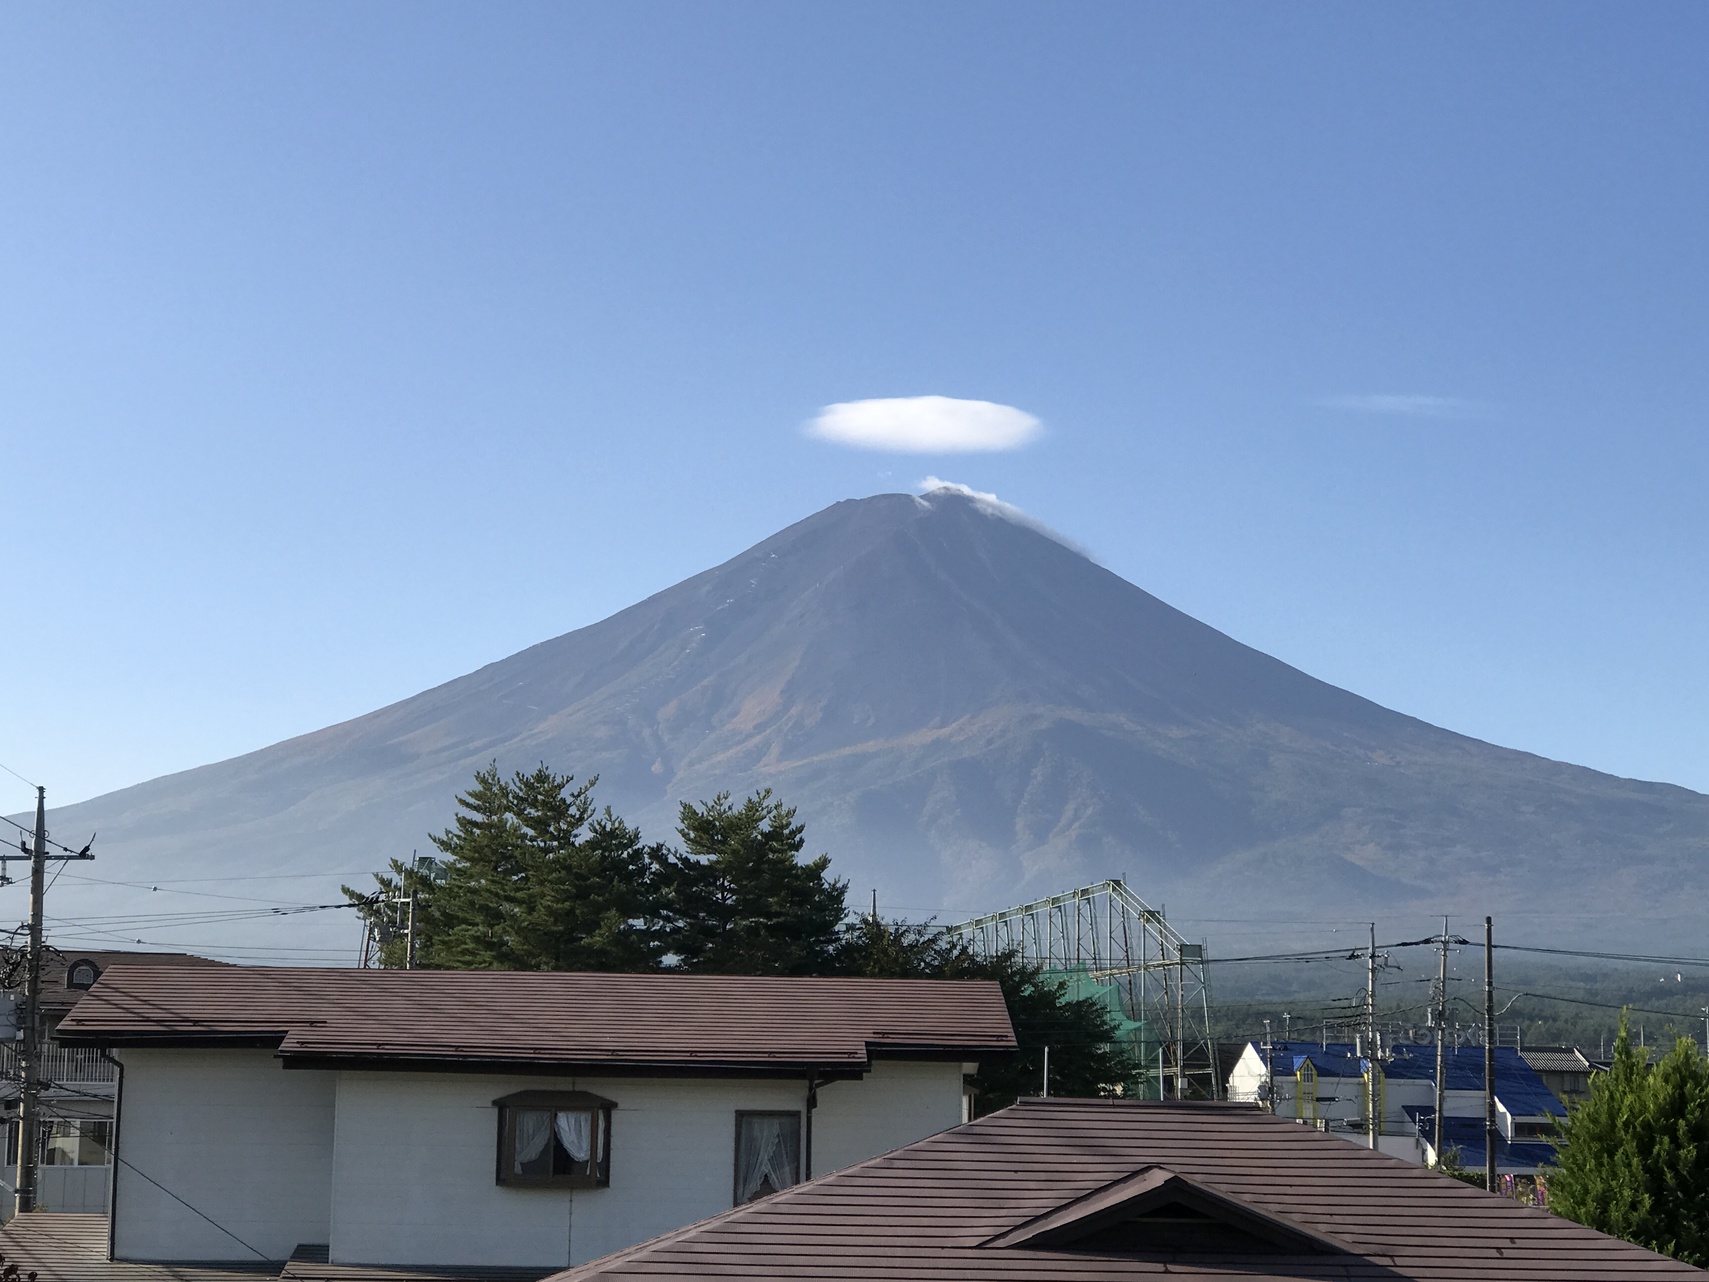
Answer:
[
  {"xmin": 1320, "ymin": 394, "xmax": 1491, "ymax": 419},
  {"xmin": 805, "ymin": 396, "xmax": 1042, "ymax": 453}
]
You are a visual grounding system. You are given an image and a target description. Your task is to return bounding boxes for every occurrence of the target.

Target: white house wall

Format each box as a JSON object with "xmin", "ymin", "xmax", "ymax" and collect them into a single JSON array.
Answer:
[
  {"xmin": 108, "ymin": 1053, "xmax": 970, "ymax": 1270},
  {"xmin": 112, "ymin": 1049, "xmax": 335, "ymax": 1262},
  {"xmin": 811, "ymin": 1059, "xmax": 965, "ymax": 1173},
  {"xmin": 329, "ymin": 1061, "xmax": 967, "ymax": 1270}
]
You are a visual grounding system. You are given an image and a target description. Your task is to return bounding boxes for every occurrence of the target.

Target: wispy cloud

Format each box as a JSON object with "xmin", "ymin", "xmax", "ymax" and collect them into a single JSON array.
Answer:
[
  {"xmin": 915, "ymin": 477, "xmax": 1087, "ymax": 556},
  {"xmin": 1319, "ymin": 394, "xmax": 1491, "ymax": 420},
  {"xmin": 805, "ymin": 396, "xmax": 1042, "ymax": 453}
]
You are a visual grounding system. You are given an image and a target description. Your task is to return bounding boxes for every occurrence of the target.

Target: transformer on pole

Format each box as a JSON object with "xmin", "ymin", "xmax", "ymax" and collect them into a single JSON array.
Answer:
[{"xmin": 942, "ymin": 879, "xmax": 1220, "ymax": 1100}]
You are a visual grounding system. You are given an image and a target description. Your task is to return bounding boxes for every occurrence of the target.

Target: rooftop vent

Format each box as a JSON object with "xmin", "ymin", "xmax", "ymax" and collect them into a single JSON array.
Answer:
[{"xmin": 985, "ymin": 1166, "xmax": 1350, "ymax": 1259}]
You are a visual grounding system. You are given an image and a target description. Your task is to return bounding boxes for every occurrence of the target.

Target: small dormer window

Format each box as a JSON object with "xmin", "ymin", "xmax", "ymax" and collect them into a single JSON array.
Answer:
[{"xmin": 66, "ymin": 961, "xmax": 100, "ymax": 990}]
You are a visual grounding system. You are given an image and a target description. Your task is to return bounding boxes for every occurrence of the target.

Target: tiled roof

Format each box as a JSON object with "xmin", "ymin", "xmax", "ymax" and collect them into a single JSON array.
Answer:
[
  {"xmin": 55, "ymin": 966, "xmax": 1015, "ymax": 1072},
  {"xmin": 1522, "ymin": 1047, "xmax": 1595, "ymax": 1074},
  {"xmin": 546, "ymin": 1098, "xmax": 1706, "ymax": 1281}
]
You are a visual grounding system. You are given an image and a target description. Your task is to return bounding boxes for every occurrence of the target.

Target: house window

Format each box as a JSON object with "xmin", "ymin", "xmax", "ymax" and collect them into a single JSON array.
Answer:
[
  {"xmin": 42, "ymin": 1119, "xmax": 112, "ymax": 1167},
  {"xmin": 65, "ymin": 960, "xmax": 101, "ymax": 990},
  {"xmin": 493, "ymin": 1091, "xmax": 613, "ymax": 1189},
  {"xmin": 734, "ymin": 1111, "xmax": 801, "ymax": 1205}
]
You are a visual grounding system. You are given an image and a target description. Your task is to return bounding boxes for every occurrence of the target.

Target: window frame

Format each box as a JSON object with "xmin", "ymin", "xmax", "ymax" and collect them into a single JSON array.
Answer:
[
  {"xmin": 732, "ymin": 1109, "xmax": 804, "ymax": 1206},
  {"xmin": 41, "ymin": 1118, "xmax": 113, "ymax": 1167},
  {"xmin": 493, "ymin": 1090, "xmax": 615, "ymax": 1190}
]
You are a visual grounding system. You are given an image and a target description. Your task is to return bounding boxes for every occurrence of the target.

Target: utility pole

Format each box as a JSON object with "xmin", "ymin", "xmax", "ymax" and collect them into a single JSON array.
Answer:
[
  {"xmin": 1174, "ymin": 947, "xmax": 1185, "ymax": 1100},
  {"xmin": 1366, "ymin": 923, "xmax": 1378, "ymax": 1149},
  {"xmin": 1433, "ymin": 917, "xmax": 1448, "ymax": 1169},
  {"xmin": 404, "ymin": 886, "xmax": 419, "ymax": 970},
  {"xmin": 4, "ymin": 787, "xmax": 95, "ymax": 1215},
  {"xmin": 1484, "ymin": 916, "xmax": 1497, "ymax": 1193},
  {"xmin": 1262, "ymin": 1018, "xmax": 1274, "ymax": 1113}
]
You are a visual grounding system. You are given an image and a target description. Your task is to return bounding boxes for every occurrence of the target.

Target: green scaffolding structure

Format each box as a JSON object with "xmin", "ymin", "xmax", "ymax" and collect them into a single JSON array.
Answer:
[
  {"xmin": 945, "ymin": 879, "xmax": 1219, "ymax": 1100},
  {"xmin": 1045, "ymin": 965, "xmax": 1164, "ymax": 1100}
]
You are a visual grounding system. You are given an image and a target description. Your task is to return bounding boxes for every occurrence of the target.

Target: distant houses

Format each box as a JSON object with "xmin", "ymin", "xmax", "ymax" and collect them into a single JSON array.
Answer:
[
  {"xmin": 1225, "ymin": 1040, "xmax": 1568, "ymax": 1173},
  {"xmin": 54, "ymin": 965, "xmax": 1015, "ymax": 1271}
]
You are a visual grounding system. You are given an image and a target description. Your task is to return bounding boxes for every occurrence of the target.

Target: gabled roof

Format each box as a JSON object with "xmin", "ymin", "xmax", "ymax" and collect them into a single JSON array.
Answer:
[
  {"xmin": 546, "ymin": 1098, "xmax": 1705, "ymax": 1281},
  {"xmin": 55, "ymin": 966, "xmax": 1015, "ymax": 1074},
  {"xmin": 1252, "ymin": 1040, "xmax": 1367, "ymax": 1078}
]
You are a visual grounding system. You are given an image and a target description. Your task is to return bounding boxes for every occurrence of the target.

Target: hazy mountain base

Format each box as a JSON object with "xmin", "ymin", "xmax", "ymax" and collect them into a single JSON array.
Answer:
[
  {"xmin": 1211, "ymin": 957, "xmax": 1709, "ymax": 1053},
  {"xmin": 26, "ymin": 488, "xmax": 1709, "ymax": 959}
]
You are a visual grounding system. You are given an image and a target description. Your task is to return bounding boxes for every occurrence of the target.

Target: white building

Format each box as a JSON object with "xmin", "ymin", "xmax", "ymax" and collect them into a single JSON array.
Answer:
[{"xmin": 57, "ymin": 966, "xmax": 1015, "ymax": 1271}]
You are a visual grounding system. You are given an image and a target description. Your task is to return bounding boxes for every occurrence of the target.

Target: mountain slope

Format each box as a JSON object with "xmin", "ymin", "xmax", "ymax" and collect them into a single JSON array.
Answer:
[{"xmin": 39, "ymin": 489, "xmax": 1709, "ymax": 955}]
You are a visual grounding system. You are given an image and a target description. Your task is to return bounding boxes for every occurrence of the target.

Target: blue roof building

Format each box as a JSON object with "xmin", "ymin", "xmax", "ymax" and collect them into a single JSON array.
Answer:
[{"xmin": 1226, "ymin": 1040, "xmax": 1565, "ymax": 1173}]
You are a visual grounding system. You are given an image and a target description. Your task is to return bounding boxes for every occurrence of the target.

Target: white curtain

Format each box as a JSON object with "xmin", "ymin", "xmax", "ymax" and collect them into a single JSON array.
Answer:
[
  {"xmin": 513, "ymin": 1109, "xmax": 552, "ymax": 1173},
  {"xmin": 555, "ymin": 1110, "xmax": 593, "ymax": 1165},
  {"xmin": 736, "ymin": 1116, "xmax": 799, "ymax": 1203}
]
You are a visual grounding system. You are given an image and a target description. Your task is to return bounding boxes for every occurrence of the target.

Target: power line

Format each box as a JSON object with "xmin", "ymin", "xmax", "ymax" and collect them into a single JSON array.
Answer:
[
  {"xmin": 53, "ymin": 872, "xmax": 352, "ymax": 906},
  {"xmin": 0, "ymin": 760, "xmax": 39, "ymax": 790},
  {"xmin": 1494, "ymin": 943, "xmax": 1709, "ymax": 969},
  {"xmin": 0, "ymin": 810, "xmax": 93, "ymax": 858}
]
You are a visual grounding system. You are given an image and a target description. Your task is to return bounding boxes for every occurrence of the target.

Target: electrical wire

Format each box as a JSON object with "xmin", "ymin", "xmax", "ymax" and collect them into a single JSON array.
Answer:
[
  {"xmin": 53, "ymin": 871, "xmax": 351, "ymax": 906},
  {"xmin": 0, "ymin": 760, "xmax": 38, "ymax": 790},
  {"xmin": 1494, "ymin": 943, "xmax": 1709, "ymax": 969},
  {"xmin": 0, "ymin": 810, "xmax": 95, "ymax": 858}
]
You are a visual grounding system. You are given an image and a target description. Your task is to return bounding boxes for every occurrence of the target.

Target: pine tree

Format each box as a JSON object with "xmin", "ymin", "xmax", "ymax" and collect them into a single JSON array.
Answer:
[
  {"xmin": 1550, "ymin": 1016, "xmax": 1709, "ymax": 1266},
  {"xmin": 656, "ymin": 790, "xmax": 848, "ymax": 974},
  {"xmin": 343, "ymin": 764, "xmax": 663, "ymax": 971}
]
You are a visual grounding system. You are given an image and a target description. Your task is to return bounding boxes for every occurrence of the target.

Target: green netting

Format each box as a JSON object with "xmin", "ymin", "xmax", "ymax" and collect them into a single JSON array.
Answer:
[{"xmin": 1044, "ymin": 966, "xmax": 1163, "ymax": 1100}]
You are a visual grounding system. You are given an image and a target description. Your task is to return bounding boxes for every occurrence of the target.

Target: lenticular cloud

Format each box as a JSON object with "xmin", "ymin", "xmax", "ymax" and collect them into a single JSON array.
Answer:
[{"xmin": 805, "ymin": 396, "xmax": 1041, "ymax": 453}]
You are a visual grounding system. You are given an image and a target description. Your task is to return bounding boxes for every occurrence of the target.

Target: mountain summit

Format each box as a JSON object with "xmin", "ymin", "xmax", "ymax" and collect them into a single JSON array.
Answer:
[{"xmin": 47, "ymin": 489, "xmax": 1709, "ymax": 951}]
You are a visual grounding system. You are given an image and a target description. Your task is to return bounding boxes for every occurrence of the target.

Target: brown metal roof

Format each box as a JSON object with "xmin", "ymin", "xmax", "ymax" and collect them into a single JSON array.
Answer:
[
  {"xmin": 34, "ymin": 948, "xmax": 229, "ymax": 1013},
  {"xmin": 55, "ymin": 966, "xmax": 1015, "ymax": 1071},
  {"xmin": 546, "ymin": 1098, "xmax": 1708, "ymax": 1280}
]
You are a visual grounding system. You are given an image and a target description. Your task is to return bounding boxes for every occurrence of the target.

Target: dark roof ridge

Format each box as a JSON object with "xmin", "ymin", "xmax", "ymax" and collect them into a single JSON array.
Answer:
[
  {"xmin": 1009, "ymin": 1096, "xmax": 1264, "ymax": 1111},
  {"xmin": 88, "ymin": 963, "xmax": 994, "ymax": 982}
]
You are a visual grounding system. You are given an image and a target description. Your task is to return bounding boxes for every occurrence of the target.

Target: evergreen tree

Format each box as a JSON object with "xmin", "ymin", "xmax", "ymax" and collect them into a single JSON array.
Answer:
[
  {"xmin": 836, "ymin": 917, "xmax": 1142, "ymax": 1113},
  {"xmin": 1550, "ymin": 1016, "xmax": 1709, "ymax": 1266},
  {"xmin": 343, "ymin": 764, "xmax": 663, "ymax": 971},
  {"xmin": 655, "ymin": 790, "xmax": 848, "ymax": 974}
]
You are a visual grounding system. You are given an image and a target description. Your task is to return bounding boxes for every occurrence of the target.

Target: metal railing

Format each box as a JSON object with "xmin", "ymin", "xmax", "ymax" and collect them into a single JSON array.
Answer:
[{"xmin": 0, "ymin": 1042, "xmax": 117, "ymax": 1089}]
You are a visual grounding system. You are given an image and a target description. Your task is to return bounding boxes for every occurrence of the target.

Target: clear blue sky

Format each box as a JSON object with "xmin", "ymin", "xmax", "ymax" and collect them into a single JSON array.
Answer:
[{"xmin": 4, "ymin": 1, "xmax": 1706, "ymax": 819}]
